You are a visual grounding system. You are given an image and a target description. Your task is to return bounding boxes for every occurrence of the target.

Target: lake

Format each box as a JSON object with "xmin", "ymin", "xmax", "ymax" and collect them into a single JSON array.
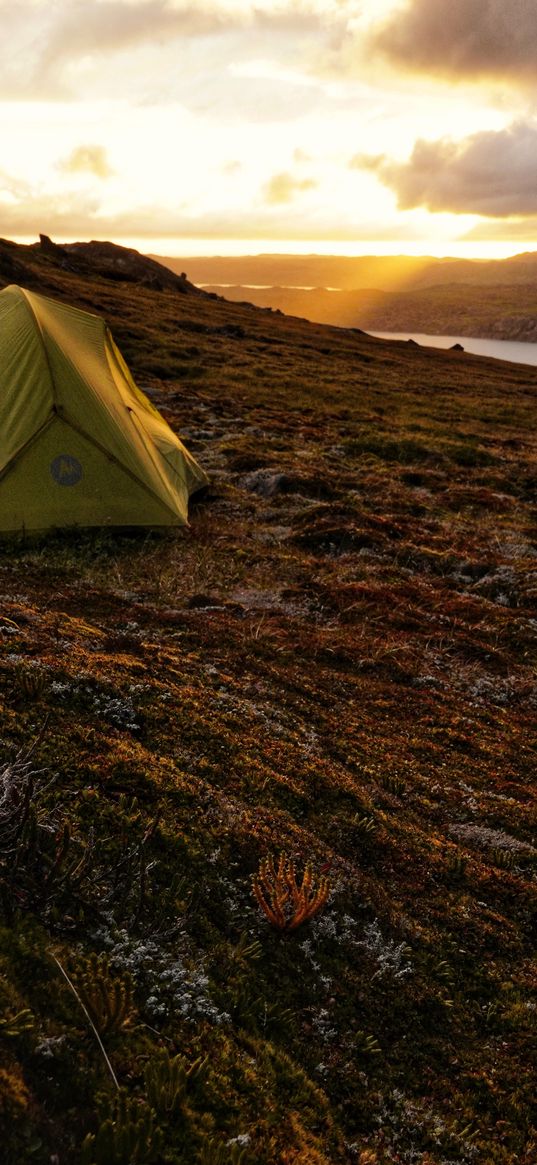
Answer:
[{"xmin": 369, "ymin": 332, "xmax": 537, "ymax": 368}]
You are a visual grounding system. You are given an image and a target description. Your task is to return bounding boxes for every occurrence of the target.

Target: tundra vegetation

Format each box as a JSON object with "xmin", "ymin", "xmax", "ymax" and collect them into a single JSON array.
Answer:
[{"xmin": 0, "ymin": 236, "xmax": 535, "ymax": 1163}]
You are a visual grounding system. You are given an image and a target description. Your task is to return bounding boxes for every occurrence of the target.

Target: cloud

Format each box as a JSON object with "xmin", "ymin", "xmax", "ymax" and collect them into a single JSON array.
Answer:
[
  {"xmin": 0, "ymin": 168, "xmax": 406, "ymax": 244},
  {"xmin": 0, "ymin": 186, "xmax": 102, "ymax": 236},
  {"xmin": 361, "ymin": 122, "xmax": 537, "ymax": 216},
  {"xmin": 293, "ymin": 147, "xmax": 311, "ymax": 163},
  {"xmin": 39, "ymin": 1, "xmax": 230, "ymax": 68},
  {"xmin": 0, "ymin": 0, "xmax": 328, "ymax": 103},
  {"xmin": 464, "ymin": 217, "xmax": 537, "ymax": 242},
  {"xmin": 24, "ymin": 0, "xmax": 323, "ymax": 67},
  {"xmin": 25, "ymin": 0, "xmax": 233, "ymax": 98},
  {"xmin": 222, "ymin": 159, "xmax": 242, "ymax": 175},
  {"xmin": 183, "ymin": 71, "xmax": 326, "ymax": 122},
  {"xmin": 371, "ymin": 0, "xmax": 537, "ymax": 84},
  {"xmin": 263, "ymin": 170, "xmax": 317, "ymax": 204},
  {"xmin": 58, "ymin": 145, "xmax": 114, "ymax": 179},
  {"xmin": 0, "ymin": 2, "xmax": 220, "ymax": 100}
]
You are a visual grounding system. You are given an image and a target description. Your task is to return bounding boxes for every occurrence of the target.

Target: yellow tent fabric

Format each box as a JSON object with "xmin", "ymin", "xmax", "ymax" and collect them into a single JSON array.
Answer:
[{"xmin": 0, "ymin": 285, "xmax": 208, "ymax": 533}]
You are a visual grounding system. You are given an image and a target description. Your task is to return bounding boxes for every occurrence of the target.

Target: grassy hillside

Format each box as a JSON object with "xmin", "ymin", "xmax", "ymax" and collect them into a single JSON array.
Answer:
[
  {"xmin": 156, "ymin": 251, "xmax": 537, "ymax": 340},
  {"xmin": 198, "ymin": 282, "xmax": 537, "ymax": 342},
  {"xmin": 1, "ymin": 237, "xmax": 536, "ymax": 1164}
]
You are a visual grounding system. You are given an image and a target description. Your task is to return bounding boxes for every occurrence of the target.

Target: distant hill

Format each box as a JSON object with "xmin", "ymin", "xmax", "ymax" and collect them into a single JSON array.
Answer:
[
  {"xmin": 153, "ymin": 249, "xmax": 537, "ymax": 291},
  {"xmin": 197, "ymin": 280, "xmax": 537, "ymax": 341},
  {"xmin": 153, "ymin": 251, "xmax": 537, "ymax": 340}
]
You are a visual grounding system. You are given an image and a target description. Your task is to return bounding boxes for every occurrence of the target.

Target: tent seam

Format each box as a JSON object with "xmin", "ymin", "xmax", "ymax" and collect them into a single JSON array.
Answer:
[
  {"xmin": 104, "ymin": 338, "xmax": 194, "ymax": 502},
  {"xmin": 17, "ymin": 287, "xmax": 58, "ymax": 408},
  {"xmin": 0, "ymin": 415, "xmax": 56, "ymax": 482}
]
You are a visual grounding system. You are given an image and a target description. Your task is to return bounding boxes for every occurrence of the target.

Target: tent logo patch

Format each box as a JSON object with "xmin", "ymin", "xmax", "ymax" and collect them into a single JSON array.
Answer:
[{"xmin": 50, "ymin": 454, "xmax": 83, "ymax": 486}]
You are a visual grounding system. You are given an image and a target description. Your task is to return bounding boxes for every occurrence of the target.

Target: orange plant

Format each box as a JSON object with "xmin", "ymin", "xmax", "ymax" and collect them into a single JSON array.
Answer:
[{"xmin": 251, "ymin": 852, "xmax": 330, "ymax": 932}]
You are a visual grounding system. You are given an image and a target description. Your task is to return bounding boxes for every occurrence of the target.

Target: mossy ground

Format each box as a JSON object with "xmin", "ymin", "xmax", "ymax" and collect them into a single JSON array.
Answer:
[{"xmin": 0, "ymin": 241, "xmax": 536, "ymax": 1163}]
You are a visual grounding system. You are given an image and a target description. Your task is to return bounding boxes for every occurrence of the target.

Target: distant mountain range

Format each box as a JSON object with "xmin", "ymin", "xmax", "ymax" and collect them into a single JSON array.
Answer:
[{"xmin": 153, "ymin": 252, "xmax": 537, "ymax": 341}]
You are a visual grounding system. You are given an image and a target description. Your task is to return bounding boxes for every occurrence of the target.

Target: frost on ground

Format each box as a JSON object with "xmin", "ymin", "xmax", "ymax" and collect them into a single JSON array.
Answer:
[
  {"xmin": 449, "ymin": 823, "xmax": 536, "ymax": 854},
  {"xmin": 94, "ymin": 927, "xmax": 230, "ymax": 1026}
]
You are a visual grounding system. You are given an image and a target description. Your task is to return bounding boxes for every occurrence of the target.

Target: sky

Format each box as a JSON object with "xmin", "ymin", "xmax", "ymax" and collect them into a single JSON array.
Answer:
[{"xmin": 1, "ymin": 0, "xmax": 537, "ymax": 259}]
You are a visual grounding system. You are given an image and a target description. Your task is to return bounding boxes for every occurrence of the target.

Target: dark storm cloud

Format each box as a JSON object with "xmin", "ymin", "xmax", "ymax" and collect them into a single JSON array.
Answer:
[
  {"xmin": 372, "ymin": 0, "xmax": 537, "ymax": 84},
  {"xmin": 361, "ymin": 122, "xmax": 537, "ymax": 216}
]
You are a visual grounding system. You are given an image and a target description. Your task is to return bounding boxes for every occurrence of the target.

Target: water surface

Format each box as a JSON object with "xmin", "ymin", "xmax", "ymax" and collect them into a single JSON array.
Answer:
[{"xmin": 370, "ymin": 332, "xmax": 537, "ymax": 367}]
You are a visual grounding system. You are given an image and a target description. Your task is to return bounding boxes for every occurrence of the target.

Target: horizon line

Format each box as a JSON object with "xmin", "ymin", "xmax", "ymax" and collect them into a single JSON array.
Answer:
[{"xmin": 6, "ymin": 234, "xmax": 537, "ymax": 262}]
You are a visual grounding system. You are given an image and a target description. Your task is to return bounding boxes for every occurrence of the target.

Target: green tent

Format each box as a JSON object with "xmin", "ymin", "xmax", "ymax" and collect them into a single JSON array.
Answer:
[{"xmin": 0, "ymin": 284, "xmax": 208, "ymax": 534}]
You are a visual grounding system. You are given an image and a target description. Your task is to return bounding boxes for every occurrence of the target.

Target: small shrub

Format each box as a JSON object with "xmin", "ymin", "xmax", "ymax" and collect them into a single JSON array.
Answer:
[
  {"xmin": 352, "ymin": 1030, "xmax": 382, "ymax": 1057},
  {"xmin": 353, "ymin": 813, "xmax": 377, "ymax": 836},
  {"xmin": 13, "ymin": 665, "xmax": 47, "ymax": 702},
  {"xmin": 379, "ymin": 774, "xmax": 406, "ymax": 798},
  {"xmin": 445, "ymin": 851, "xmax": 467, "ymax": 879},
  {"xmin": 251, "ymin": 852, "xmax": 330, "ymax": 932},
  {"xmin": 71, "ymin": 953, "xmax": 135, "ymax": 1036},
  {"xmin": 80, "ymin": 1091, "xmax": 163, "ymax": 1165},
  {"xmin": 200, "ymin": 1137, "xmax": 249, "ymax": 1164},
  {"xmin": 0, "ymin": 1008, "xmax": 35, "ymax": 1039},
  {"xmin": 144, "ymin": 1048, "xmax": 207, "ymax": 1115}
]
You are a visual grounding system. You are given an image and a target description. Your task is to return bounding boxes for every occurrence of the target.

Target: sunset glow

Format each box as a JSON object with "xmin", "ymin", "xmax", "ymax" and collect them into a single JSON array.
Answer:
[{"xmin": 1, "ymin": 1, "xmax": 535, "ymax": 260}]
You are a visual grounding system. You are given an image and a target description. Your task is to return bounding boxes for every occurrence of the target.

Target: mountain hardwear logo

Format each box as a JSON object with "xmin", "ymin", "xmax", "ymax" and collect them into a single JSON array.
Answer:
[{"xmin": 50, "ymin": 455, "xmax": 83, "ymax": 486}]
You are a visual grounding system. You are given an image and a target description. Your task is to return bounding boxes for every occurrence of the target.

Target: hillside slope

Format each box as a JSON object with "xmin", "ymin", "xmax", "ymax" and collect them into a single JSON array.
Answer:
[
  {"xmin": 0, "ymin": 238, "xmax": 536, "ymax": 1165},
  {"xmin": 199, "ymin": 281, "xmax": 537, "ymax": 341},
  {"xmin": 156, "ymin": 251, "xmax": 537, "ymax": 340}
]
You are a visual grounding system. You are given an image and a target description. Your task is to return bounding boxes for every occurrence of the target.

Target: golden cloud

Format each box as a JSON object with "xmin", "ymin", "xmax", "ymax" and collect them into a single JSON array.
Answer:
[
  {"xmin": 58, "ymin": 145, "xmax": 114, "ymax": 179},
  {"xmin": 263, "ymin": 171, "xmax": 317, "ymax": 205}
]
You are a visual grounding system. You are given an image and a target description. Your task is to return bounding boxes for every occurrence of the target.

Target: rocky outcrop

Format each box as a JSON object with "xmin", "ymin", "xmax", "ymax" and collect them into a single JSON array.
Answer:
[
  {"xmin": 37, "ymin": 235, "xmax": 202, "ymax": 294},
  {"xmin": 481, "ymin": 315, "xmax": 537, "ymax": 342}
]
